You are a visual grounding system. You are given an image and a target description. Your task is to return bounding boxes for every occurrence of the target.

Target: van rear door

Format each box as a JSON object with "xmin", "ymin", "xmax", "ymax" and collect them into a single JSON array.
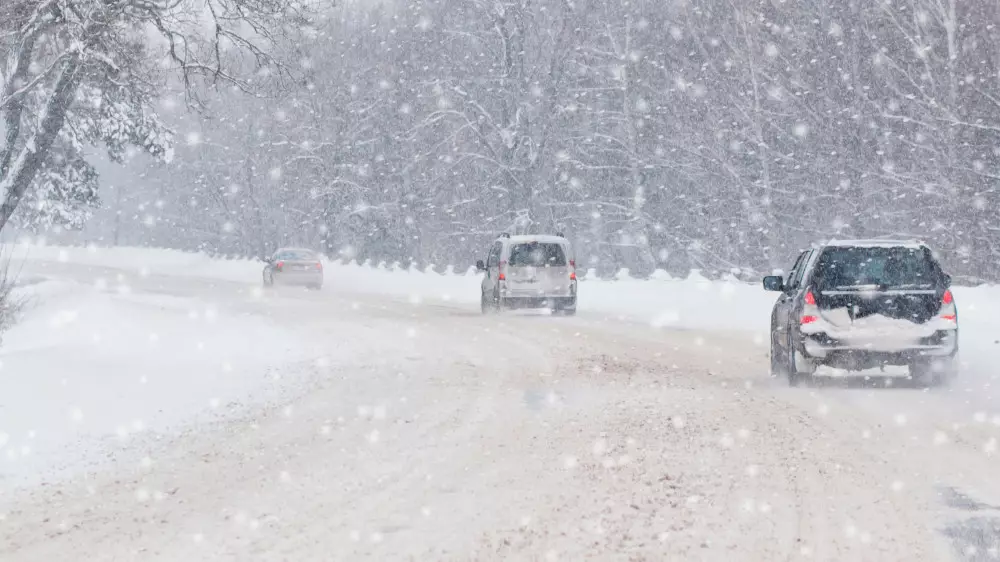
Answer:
[{"xmin": 506, "ymin": 242, "xmax": 572, "ymax": 297}]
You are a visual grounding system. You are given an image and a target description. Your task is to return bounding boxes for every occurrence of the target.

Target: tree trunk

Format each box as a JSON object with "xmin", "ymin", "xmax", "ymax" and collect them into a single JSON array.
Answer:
[{"xmin": 0, "ymin": 54, "xmax": 81, "ymax": 232}]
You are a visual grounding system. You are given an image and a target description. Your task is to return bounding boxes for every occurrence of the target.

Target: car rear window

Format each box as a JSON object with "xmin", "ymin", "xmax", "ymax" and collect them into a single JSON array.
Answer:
[
  {"xmin": 813, "ymin": 246, "xmax": 941, "ymax": 290},
  {"xmin": 508, "ymin": 243, "xmax": 567, "ymax": 267},
  {"xmin": 276, "ymin": 250, "xmax": 316, "ymax": 260}
]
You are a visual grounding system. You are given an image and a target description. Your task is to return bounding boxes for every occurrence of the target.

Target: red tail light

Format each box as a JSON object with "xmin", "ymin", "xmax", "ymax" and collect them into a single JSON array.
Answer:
[
  {"xmin": 942, "ymin": 289, "xmax": 953, "ymax": 304},
  {"xmin": 801, "ymin": 315, "xmax": 818, "ymax": 324},
  {"xmin": 804, "ymin": 290, "xmax": 816, "ymax": 306},
  {"xmin": 941, "ymin": 314, "xmax": 957, "ymax": 321},
  {"xmin": 276, "ymin": 260, "xmax": 284, "ymax": 271},
  {"xmin": 498, "ymin": 260, "xmax": 506, "ymax": 281},
  {"xmin": 316, "ymin": 262, "xmax": 323, "ymax": 270},
  {"xmin": 569, "ymin": 260, "xmax": 575, "ymax": 267},
  {"xmin": 569, "ymin": 272, "xmax": 577, "ymax": 280}
]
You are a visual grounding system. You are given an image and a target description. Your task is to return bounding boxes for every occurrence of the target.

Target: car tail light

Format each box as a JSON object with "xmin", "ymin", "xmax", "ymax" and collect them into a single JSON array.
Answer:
[
  {"xmin": 498, "ymin": 260, "xmax": 506, "ymax": 281},
  {"xmin": 570, "ymin": 271, "xmax": 577, "ymax": 281},
  {"xmin": 940, "ymin": 289, "xmax": 957, "ymax": 322},
  {"xmin": 316, "ymin": 262, "xmax": 323, "ymax": 270},
  {"xmin": 276, "ymin": 261, "xmax": 284, "ymax": 271},
  {"xmin": 801, "ymin": 289, "xmax": 819, "ymax": 325},
  {"xmin": 569, "ymin": 260, "xmax": 575, "ymax": 267}
]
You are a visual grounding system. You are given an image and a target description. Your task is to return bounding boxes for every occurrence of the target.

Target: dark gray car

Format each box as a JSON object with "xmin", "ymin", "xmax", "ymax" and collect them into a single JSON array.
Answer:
[{"xmin": 262, "ymin": 247, "xmax": 323, "ymax": 290}]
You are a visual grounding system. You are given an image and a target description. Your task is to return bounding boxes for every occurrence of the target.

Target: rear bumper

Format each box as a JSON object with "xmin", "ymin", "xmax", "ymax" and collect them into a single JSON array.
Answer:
[
  {"xmin": 275, "ymin": 272, "xmax": 323, "ymax": 285},
  {"xmin": 503, "ymin": 296, "xmax": 576, "ymax": 310},
  {"xmin": 802, "ymin": 329, "xmax": 957, "ymax": 368}
]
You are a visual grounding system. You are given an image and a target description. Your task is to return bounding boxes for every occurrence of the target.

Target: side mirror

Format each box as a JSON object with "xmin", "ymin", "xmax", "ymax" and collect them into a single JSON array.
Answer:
[
  {"xmin": 476, "ymin": 260, "xmax": 486, "ymax": 271},
  {"xmin": 762, "ymin": 275, "xmax": 785, "ymax": 292}
]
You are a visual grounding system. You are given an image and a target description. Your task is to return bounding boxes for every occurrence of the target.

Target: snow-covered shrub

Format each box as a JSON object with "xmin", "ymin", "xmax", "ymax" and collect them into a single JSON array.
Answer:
[{"xmin": 0, "ymin": 257, "xmax": 25, "ymax": 344}]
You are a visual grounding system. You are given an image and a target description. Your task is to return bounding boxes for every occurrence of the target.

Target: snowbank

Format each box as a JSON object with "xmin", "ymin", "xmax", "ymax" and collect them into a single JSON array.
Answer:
[
  {"xmin": 8, "ymin": 242, "xmax": 1000, "ymax": 337},
  {"xmin": 0, "ymin": 274, "xmax": 309, "ymax": 488}
]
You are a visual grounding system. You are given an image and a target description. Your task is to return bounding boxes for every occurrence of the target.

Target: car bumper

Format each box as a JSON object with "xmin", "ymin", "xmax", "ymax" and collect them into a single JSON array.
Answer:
[
  {"xmin": 502, "ymin": 296, "xmax": 576, "ymax": 309},
  {"xmin": 802, "ymin": 329, "xmax": 957, "ymax": 367},
  {"xmin": 275, "ymin": 272, "xmax": 323, "ymax": 285}
]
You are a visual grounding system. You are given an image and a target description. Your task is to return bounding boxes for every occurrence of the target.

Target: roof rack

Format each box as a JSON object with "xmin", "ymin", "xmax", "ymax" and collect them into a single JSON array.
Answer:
[
  {"xmin": 499, "ymin": 232, "xmax": 511, "ymax": 238},
  {"xmin": 555, "ymin": 231, "xmax": 565, "ymax": 238}
]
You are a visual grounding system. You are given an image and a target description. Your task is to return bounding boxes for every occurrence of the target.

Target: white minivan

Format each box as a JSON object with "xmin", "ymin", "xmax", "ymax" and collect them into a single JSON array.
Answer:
[{"xmin": 476, "ymin": 233, "xmax": 577, "ymax": 315}]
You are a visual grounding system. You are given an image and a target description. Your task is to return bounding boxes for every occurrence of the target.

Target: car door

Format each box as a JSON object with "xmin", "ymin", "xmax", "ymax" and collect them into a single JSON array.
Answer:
[
  {"xmin": 482, "ymin": 242, "xmax": 502, "ymax": 296},
  {"xmin": 773, "ymin": 250, "xmax": 809, "ymax": 347}
]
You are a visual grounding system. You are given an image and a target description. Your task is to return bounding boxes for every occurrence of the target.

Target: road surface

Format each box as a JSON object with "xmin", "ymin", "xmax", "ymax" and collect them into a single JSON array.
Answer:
[{"xmin": 1, "ymin": 260, "xmax": 998, "ymax": 561}]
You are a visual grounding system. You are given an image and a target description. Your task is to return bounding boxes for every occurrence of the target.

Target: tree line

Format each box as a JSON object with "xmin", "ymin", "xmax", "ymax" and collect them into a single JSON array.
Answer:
[{"xmin": 16, "ymin": 0, "xmax": 1000, "ymax": 281}]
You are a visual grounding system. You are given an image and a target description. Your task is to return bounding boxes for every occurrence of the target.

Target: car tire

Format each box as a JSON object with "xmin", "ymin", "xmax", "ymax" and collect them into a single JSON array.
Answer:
[
  {"xmin": 308, "ymin": 284, "xmax": 322, "ymax": 291},
  {"xmin": 910, "ymin": 357, "xmax": 955, "ymax": 387},
  {"xmin": 263, "ymin": 272, "xmax": 274, "ymax": 288},
  {"xmin": 769, "ymin": 331, "xmax": 785, "ymax": 378},
  {"xmin": 786, "ymin": 334, "xmax": 816, "ymax": 387}
]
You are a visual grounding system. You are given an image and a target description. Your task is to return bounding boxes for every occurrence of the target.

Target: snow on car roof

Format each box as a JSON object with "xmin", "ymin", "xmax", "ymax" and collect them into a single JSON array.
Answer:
[
  {"xmin": 502, "ymin": 234, "xmax": 569, "ymax": 244},
  {"xmin": 824, "ymin": 239, "xmax": 927, "ymax": 249}
]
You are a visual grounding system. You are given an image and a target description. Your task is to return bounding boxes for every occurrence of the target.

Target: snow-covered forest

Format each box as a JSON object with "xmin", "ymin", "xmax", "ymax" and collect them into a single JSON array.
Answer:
[{"xmin": 6, "ymin": 0, "xmax": 1000, "ymax": 279}]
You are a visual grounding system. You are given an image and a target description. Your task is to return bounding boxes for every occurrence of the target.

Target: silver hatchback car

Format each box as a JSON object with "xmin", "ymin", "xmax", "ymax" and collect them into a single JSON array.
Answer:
[{"xmin": 262, "ymin": 247, "xmax": 324, "ymax": 290}]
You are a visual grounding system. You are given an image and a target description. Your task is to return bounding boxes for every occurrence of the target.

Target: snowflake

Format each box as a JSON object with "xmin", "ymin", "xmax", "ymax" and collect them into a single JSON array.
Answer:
[{"xmin": 765, "ymin": 43, "xmax": 779, "ymax": 58}]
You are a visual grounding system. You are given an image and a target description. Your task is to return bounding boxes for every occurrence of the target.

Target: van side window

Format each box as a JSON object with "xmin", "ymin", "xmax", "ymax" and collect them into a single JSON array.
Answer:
[{"xmin": 487, "ymin": 242, "xmax": 502, "ymax": 267}]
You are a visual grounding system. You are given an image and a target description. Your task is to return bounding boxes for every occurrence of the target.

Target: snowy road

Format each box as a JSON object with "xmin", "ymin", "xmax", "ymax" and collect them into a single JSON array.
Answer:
[{"xmin": 2, "ymin": 260, "xmax": 999, "ymax": 561}]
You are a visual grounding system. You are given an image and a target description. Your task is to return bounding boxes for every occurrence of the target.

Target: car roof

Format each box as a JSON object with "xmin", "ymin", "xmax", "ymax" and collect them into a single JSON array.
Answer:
[
  {"xmin": 823, "ymin": 239, "xmax": 927, "ymax": 249},
  {"xmin": 501, "ymin": 234, "xmax": 569, "ymax": 244}
]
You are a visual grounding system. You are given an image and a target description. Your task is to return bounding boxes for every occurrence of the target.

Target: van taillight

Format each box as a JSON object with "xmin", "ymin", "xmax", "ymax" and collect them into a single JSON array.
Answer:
[
  {"xmin": 276, "ymin": 261, "xmax": 284, "ymax": 271},
  {"xmin": 801, "ymin": 315, "xmax": 818, "ymax": 324},
  {"xmin": 316, "ymin": 262, "xmax": 323, "ymax": 270},
  {"xmin": 569, "ymin": 260, "xmax": 575, "ymax": 267},
  {"xmin": 804, "ymin": 290, "xmax": 816, "ymax": 306},
  {"xmin": 942, "ymin": 289, "xmax": 953, "ymax": 305},
  {"xmin": 498, "ymin": 260, "xmax": 506, "ymax": 281},
  {"xmin": 570, "ymin": 272, "xmax": 577, "ymax": 281}
]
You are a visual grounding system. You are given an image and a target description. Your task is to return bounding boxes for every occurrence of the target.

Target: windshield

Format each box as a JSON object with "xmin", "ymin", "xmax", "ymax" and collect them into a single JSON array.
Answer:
[
  {"xmin": 508, "ymin": 242, "xmax": 567, "ymax": 267},
  {"xmin": 275, "ymin": 249, "xmax": 316, "ymax": 261},
  {"xmin": 813, "ymin": 247, "xmax": 941, "ymax": 290}
]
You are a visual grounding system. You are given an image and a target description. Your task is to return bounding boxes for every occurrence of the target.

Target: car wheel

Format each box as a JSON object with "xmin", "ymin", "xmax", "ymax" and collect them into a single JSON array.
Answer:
[
  {"xmin": 786, "ymin": 334, "xmax": 815, "ymax": 387},
  {"xmin": 263, "ymin": 272, "xmax": 274, "ymax": 288},
  {"xmin": 910, "ymin": 357, "xmax": 955, "ymax": 387},
  {"xmin": 769, "ymin": 331, "xmax": 785, "ymax": 378}
]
